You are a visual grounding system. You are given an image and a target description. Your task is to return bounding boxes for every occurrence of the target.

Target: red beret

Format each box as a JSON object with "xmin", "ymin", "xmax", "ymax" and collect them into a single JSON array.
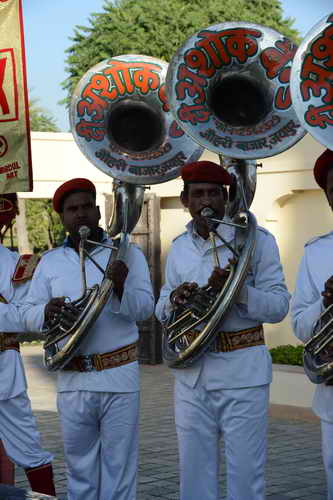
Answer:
[
  {"xmin": 314, "ymin": 149, "xmax": 333, "ymax": 190},
  {"xmin": 53, "ymin": 178, "xmax": 96, "ymax": 213},
  {"xmin": 0, "ymin": 193, "xmax": 18, "ymax": 226},
  {"xmin": 181, "ymin": 160, "xmax": 233, "ymax": 185}
]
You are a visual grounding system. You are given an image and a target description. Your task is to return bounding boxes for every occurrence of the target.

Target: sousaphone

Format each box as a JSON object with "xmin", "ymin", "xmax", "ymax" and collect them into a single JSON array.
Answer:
[
  {"xmin": 290, "ymin": 12, "xmax": 333, "ymax": 383},
  {"xmin": 43, "ymin": 54, "xmax": 203, "ymax": 371},
  {"xmin": 291, "ymin": 12, "xmax": 333, "ymax": 151},
  {"xmin": 163, "ymin": 21, "xmax": 306, "ymax": 368}
]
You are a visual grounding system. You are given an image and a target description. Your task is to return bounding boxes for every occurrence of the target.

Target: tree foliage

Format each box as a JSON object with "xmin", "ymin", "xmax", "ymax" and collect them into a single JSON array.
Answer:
[
  {"xmin": 29, "ymin": 98, "xmax": 60, "ymax": 132},
  {"xmin": 269, "ymin": 344, "xmax": 304, "ymax": 366},
  {"xmin": 28, "ymin": 100, "xmax": 64, "ymax": 251},
  {"xmin": 13, "ymin": 100, "xmax": 63, "ymax": 254},
  {"xmin": 25, "ymin": 199, "xmax": 65, "ymax": 252},
  {"xmin": 62, "ymin": 0, "xmax": 300, "ymax": 104},
  {"xmin": 8, "ymin": 199, "xmax": 65, "ymax": 253}
]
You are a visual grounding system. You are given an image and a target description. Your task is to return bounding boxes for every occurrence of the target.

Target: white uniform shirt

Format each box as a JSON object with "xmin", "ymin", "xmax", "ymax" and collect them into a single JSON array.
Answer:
[
  {"xmin": 0, "ymin": 245, "xmax": 29, "ymax": 400},
  {"xmin": 22, "ymin": 235, "xmax": 155, "ymax": 393},
  {"xmin": 291, "ymin": 231, "xmax": 333, "ymax": 422},
  {"xmin": 155, "ymin": 219, "xmax": 290, "ymax": 390}
]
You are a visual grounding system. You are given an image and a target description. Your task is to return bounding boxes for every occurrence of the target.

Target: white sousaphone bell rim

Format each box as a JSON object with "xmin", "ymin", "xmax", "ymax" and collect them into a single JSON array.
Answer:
[
  {"xmin": 166, "ymin": 21, "xmax": 306, "ymax": 159},
  {"xmin": 70, "ymin": 54, "xmax": 203, "ymax": 186},
  {"xmin": 290, "ymin": 12, "xmax": 333, "ymax": 151}
]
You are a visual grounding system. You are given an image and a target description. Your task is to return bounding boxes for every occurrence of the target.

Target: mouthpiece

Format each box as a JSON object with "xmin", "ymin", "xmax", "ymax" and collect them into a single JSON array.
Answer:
[
  {"xmin": 201, "ymin": 207, "xmax": 215, "ymax": 218},
  {"xmin": 78, "ymin": 226, "xmax": 90, "ymax": 240}
]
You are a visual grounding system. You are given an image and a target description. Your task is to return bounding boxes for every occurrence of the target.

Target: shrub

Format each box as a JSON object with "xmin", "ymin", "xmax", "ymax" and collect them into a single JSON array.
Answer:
[{"xmin": 269, "ymin": 344, "xmax": 304, "ymax": 366}]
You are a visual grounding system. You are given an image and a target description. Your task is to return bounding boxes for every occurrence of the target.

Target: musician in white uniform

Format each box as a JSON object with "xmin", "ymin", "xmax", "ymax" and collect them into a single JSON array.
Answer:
[
  {"xmin": 22, "ymin": 178, "xmax": 155, "ymax": 500},
  {"xmin": 155, "ymin": 161, "xmax": 290, "ymax": 500},
  {"xmin": 0, "ymin": 194, "xmax": 56, "ymax": 496},
  {"xmin": 291, "ymin": 148, "xmax": 333, "ymax": 500}
]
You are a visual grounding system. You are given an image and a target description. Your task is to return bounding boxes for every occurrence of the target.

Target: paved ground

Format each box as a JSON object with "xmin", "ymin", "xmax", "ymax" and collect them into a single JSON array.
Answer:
[{"xmin": 2, "ymin": 345, "xmax": 328, "ymax": 499}]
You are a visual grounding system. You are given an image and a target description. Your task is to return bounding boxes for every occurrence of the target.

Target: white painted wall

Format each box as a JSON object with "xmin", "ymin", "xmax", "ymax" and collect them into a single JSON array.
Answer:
[
  {"xmin": 22, "ymin": 131, "xmax": 330, "ymax": 348},
  {"xmin": 271, "ymin": 365, "xmax": 315, "ymax": 409}
]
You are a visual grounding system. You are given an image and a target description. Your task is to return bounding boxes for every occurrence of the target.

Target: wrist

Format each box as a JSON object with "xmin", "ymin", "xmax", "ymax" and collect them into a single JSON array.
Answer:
[
  {"xmin": 169, "ymin": 290, "xmax": 178, "ymax": 306},
  {"xmin": 323, "ymin": 298, "xmax": 330, "ymax": 309}
]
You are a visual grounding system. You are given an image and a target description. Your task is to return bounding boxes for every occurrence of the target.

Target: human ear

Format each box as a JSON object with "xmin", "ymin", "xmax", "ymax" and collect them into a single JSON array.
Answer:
[{"xmin": 180, "ymin": 191, "xmax": 189, "ymax": 208}]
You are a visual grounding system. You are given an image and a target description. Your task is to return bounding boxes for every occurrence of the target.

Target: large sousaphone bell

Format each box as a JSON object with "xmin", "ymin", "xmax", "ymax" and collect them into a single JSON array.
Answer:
[
  {"xmin": 290, "ymin": 12, "xmax": 333, "ymax": 384},
  {"xmin": 43, "ymin": 54, "xmax": 203, "ymax": 371},
  {"xmin": 162, "ymin": 22, "xmax": 306, "ymax": 368},
  {"xmin": 291, "ymin": 12, "xmax": 333, "ymax": 151}
]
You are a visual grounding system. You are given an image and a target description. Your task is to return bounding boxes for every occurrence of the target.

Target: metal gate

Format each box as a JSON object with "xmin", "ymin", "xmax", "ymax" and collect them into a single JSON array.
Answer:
[
  {"xmin": 104, "ymin": 191, "xmax": 162, "ymax": 364},
  {"xmin": 131, "ymin": 193, "xmax": 162, "ymax": 364}
]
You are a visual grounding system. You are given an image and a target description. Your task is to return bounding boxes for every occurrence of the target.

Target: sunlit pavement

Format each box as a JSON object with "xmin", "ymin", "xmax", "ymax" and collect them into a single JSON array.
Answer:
[{"xmin": 2, "ymin": 345, "xmax": 326, "ymax": 500}]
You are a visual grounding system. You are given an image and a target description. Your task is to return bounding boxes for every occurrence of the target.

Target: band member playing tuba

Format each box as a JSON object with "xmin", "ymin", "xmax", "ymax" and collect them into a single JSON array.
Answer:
[
  {"xmin": 21, "ymin": 178, "xmax": 155, "ymax": 500},
  {"xmin": 0, "ymin": 194, "xmax": 56, "ymax": 496},
  {"xmin": 291, "ymin": 148, "xmax": 333, "ymax": 500},
  {"xmin": 155, "ymin": 160, "xmax": 290, "ymax": 500}
]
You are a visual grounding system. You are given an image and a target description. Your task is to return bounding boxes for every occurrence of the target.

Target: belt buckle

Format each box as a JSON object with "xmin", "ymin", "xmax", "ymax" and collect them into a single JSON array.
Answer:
[{"xmin": 80, "ymin": 355, "xmax": 94, "ymax": 372}]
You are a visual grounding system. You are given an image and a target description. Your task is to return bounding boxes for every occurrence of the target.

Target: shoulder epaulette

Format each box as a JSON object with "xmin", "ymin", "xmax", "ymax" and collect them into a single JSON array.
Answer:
[
  {"xmin": 257, "ymin": 225, "xmax": 269, "ymax": 235},
  {"xmin": 305, "ymin": 231, "xmax": 333, "ymax": 247},
  {"xmin": 12, "ymin": 254, "xmax": 40, "ymax": 283},
  {"xmin": 172, "ymin": 231, "xmax": 187, "ymax": 243}
]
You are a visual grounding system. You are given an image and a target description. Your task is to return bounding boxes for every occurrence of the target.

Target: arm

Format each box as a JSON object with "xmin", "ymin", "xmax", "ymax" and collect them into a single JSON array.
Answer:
[
  {"xmin": 110, "ymin": 244, "xmax": 155, "ymax": 322},
  {"xmin": 0, "ymin": 280, "xmax": 30, "ymax": 332},
  {"xmin": 155, "ymin": 246, "xmax": 183, "ymax": 324},
  {"xmin": 238, "ymin": 231, "xmax": 290, "ymax": 324},
  {"xmin": 291, "ymin": 251, "xmax": 323, "ymax": 344},
  {"xmin": 20, "ymin": 259, "xmax": 53, "ymax": 332},
  {"xmin": 0, "ymin": 250, "xmax": 30, "ymax": 332}
]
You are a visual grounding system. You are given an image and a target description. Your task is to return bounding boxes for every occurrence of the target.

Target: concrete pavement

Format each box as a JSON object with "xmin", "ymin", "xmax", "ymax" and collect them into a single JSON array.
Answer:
[{"xmin": 2, "ymin": 345, "xmax": 328, "ymax": 499}]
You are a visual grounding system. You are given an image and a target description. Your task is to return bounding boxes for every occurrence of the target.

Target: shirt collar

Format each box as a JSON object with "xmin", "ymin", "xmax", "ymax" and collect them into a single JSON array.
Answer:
[
  {"xmin": 64, "ymin": 227, "xmax": 107, "ymax": 248},
  {"xmin": 186, "ymin": 217, "xmax": 235, "ymax": 244}
]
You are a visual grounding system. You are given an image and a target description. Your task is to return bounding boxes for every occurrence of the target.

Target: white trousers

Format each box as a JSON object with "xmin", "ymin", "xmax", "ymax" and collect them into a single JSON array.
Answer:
[
  {"xmin": 175, "ymin": 380, "xmax": 269, "ymax": 500},
  {"xmin": 321, "ymin": 420, "xmax": 333, "ymax": 500},
  {"xmin": 0, "ymin": 391, "xmax": 53, "ymax": 469},
  {"xmin": 57, "ymin": 390, "xmax": 139, "ymax": 500}
]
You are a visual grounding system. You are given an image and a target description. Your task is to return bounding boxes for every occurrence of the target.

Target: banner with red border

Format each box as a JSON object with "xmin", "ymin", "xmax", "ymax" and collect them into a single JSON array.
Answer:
[{"xmin": 0, "ymin": 0, "xmax": 32, "ymax": 193}]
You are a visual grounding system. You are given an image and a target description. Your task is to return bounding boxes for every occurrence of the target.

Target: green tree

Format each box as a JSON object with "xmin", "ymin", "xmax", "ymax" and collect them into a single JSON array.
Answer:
[
  {"xmin": 13, "ymin": 100, "xmax": 62, "ymax": 254},
  {"xmin": 62, "ymin": 0, "xmax": 300, "ymax": 104},
  {"xmin": 29, "ymin": 98, "xmax": 60, "ymax": 132},
  {"xmin": 26, "ymin": 199, "xmax": 65, "ymax": 252}
]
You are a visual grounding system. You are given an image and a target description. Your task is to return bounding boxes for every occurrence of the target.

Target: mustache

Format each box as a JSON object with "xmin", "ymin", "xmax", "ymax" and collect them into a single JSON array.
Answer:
[{"xmin": 200, "ymin": 207, "xmax": 216, "ymax": 218}]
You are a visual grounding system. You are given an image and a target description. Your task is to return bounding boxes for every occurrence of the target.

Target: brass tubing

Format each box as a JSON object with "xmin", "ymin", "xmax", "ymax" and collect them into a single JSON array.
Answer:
[{"xmin": 209, "ymin": 231, "xmax": 220, "ymax": 268}]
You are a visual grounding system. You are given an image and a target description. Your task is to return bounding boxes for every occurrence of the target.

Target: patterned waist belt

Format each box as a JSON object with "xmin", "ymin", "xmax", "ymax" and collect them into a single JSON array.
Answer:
[
  {"xmin": 62, "ymin": 342, "xmax": 138, "ymax": 372},
  {"xmin": 185, "ymin": 325, "xmax": 264, "ymax": 353},
  {"xmin": 0, "ymin": 333, "xmax": 20, "ymax": 353}
]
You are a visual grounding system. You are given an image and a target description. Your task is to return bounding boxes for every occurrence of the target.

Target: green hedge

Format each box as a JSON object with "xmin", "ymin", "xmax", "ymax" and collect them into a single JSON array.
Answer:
[{"xmin": 269, "ymin": 344, "xmax": 304, "ymax": 366}]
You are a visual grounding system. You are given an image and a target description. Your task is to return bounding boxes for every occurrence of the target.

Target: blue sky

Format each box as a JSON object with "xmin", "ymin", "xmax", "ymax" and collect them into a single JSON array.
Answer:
[{"xmin": 22, "ymin": 0, "xmax": 333, "ymax": 132}]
